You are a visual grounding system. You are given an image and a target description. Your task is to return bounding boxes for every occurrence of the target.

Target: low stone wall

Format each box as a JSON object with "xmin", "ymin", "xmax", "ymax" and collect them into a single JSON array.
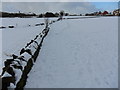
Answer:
[
  {"xmin": 15, "ymin": 27, "xmax": 49, "ymax": 89},
  {"xmin": 1, "ymin": 18, "xmax": 61, "ymax": 90},
  {"xmin": 1, "ymin": 26, "xmax": 49, "ymax": 90}
]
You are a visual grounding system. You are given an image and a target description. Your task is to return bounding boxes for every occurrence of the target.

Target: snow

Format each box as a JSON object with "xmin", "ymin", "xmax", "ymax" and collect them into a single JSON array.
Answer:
[
  {"xmin": 0, "ymin": 18, "xmax": 2, "ymax": 74},
  {"xmin": 1, "ymin": 18, "xmax": 44, "ymax": 28},
  {"xmin": 25, "ymin": 17, "xmax": 118, "ymax": 88},
  {"xmin": 2, "ymin": 72, "xmax": 12, "ymax": 78},
  {"xmin": 1, "ymin": 17, "xmax": 59, "ymax": 88},
  {"xmin": 1, "ymin": 18, "xmax": 50, "ymax": 88},
  {"xmin": 1, "ymin": 16, "xmax": 118, "ymax": 88},
  {"xmin": 1, "ymin": 18, "xmax": 45, "ymax": 66}
]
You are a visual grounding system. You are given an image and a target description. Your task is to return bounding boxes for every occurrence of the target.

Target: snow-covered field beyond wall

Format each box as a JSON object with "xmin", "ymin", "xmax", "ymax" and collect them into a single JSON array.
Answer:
[
  {"xmin": 1, "ymin": 16, "xmax": 118, "ymax": 88},
  {"xmin": 25, "ymin": 17, "xmax": 118, "ymax": 88},
  {"xmin": 1, "ymin": 18, "xmax": 46, "ymax": 66},
  {"xmin": 0, "ymin": 33, "xmax": 1, "ymax": 74}
]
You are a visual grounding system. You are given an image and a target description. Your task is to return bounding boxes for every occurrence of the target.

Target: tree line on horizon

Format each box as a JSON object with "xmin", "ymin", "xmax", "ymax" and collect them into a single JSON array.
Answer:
[
  {"xmin": 0, "ymin": 9, "xmax": 120, "ymax": 18},
  {"xmin": 0, "ymin": 11, "xmax": 73, "ymax": 18},
  {"xmin": 0, "ymin": 11, "xmax": 37, "ymax": 18}
]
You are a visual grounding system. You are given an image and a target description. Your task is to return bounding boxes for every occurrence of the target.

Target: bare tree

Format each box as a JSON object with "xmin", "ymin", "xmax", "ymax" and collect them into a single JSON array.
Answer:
[
  {"xmin": 59, "ymin": 10, "xmax": 64, "ymax": 19},
  {"xmin": 44, "ymin": 18, "xmax": 49, "ymax": 28}
]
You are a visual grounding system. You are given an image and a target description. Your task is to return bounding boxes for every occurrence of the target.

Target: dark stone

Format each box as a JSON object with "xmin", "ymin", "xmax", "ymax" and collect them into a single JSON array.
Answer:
[
  {"xmin": 40, "ymin": 23, "xmax": 44, "ymax": 25},
  {"xmin": 4, "ymin": 59, "xmax": 14, "ymax": 67},
  {"xmin": 35, "ymin": 24, "xmax": 41, "ymax": 26},
  {"xmin": 12, "ymin": 65, "xmax": 23, "ymax": 71},
  {"xmin": 2, "ymin": 76, "xmax": 15, "ymax": 89},
  {"xmin": 8, "ymin": 26, "xmax": 14, "ymax": 28},
  {"xmin": 0, "ymin": 26, "xmax": 6, "ymax": 29},
  {"xmin": 12, "ymin": 54, "xmax": 18, "ymax": 59},
  {"xmin": 3, "ymin": 66, "xmax": 15, "ymax": 77},
  {"xmin": 25, "ymin": 49, "xmax": 32, "ymax": 56},
  {"xmin": 20, "ymin": 48, "xmax": 25, "ymax": 55}
]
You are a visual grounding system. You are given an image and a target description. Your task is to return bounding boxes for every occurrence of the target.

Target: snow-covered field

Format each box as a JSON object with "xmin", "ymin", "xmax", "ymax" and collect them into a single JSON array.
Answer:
[
  {"xmin": 1, "ymin": 17, "xmax": 55, "ymax": 88},
  {"xmin": 25, "ymin": 17, "xmax": 118, "ymax": 88},
  {"xmin": 0, "ymin": 18, "xmax": 2, "ymax": 74},
  {"xmin": 2, "ymin": 18, "xmax": 44, "ymax": 27},
  {"xmin": 1, "ymin": 16, "xmax": 118, "ymax": 88},
  {"xmin": 1, "ymin": 18, "xmax": 46, "ymax": 67}
]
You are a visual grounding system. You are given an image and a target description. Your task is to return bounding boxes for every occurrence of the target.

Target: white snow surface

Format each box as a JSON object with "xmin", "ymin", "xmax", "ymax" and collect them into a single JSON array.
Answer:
[
  {"xmin": 25, "ymin": 17, "xmax": 118, "ymax": 88},
  {"xmin": 1, "ymin": 17, "xmax": 58, "ymax": 87},
  {"xmin": 0, "ymin": 18, "xmax": 2, "ymax": 74},
  {"xmin": 1, "ymin": 18, "xmax": 44, "ymax": 28},
  {"xmin": 2, "ymin": 18, "xmax": 45, "ymax": 66}
]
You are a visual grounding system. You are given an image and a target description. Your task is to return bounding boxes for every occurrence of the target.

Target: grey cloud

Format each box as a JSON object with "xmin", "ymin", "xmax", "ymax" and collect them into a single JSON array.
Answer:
[{"xmin": 2, "ymin": 2, "xmax": 100, "ymax": 14}]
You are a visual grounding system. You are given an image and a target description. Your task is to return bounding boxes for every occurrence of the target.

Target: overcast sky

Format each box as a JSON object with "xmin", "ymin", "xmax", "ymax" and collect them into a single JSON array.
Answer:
[{"xmin": 1, "ymin": 2, "xmax": 119, "ymax": 14}]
